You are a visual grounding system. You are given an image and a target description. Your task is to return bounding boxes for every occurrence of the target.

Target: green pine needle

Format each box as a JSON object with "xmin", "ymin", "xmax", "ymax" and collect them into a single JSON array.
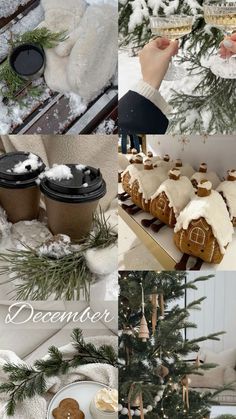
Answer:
[
  {"xmin": 0, "ymin": 329, "xmax": 117, "ymax": 416},
  {"xmin": 0, "ymin": 27, "xmax": 67, "ymax": 100},
  {"xmin": 0, "ymin": 210, "xmax": 117, "ymax": 301}
]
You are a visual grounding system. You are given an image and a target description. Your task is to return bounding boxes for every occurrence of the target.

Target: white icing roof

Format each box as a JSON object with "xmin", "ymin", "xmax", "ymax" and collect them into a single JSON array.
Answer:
[
  {"xmin": 217, "ymin": 180, "xmax": 236, "ymax": 219},
  {"xmin": 174, "ymin": 190, "xmax": 234, "ymax": 254},
  {"xmin": 151, "ymin": 176, "xmax": 195, "ymax": 216},
  {"xmin": 179, "ymin": 164, "xmax": 195, "ymax": 179},
  {"xmin": 136, "ymin": 167, "xmax": 167, "ymax": 202},
  {"xmin": 121, "ymin": 163, "xmax": 143, "ymax": 185},
  {"xmin": 191, "ymin": 171, "xmax": 220, "ymax": 189}
]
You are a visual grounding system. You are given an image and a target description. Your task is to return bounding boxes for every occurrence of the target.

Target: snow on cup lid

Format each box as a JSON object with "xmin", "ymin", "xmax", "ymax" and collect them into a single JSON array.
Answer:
[
  {"xmin": 0, "ymin": 152, "xmax": 45, "ymax": 188},
  {"xmin": 40, "ymin": 164, "xmax": 106, "ymax": 203},
  {"xmin": 227, "ymin": 170, "xmax": 236, "ymax": 181}
]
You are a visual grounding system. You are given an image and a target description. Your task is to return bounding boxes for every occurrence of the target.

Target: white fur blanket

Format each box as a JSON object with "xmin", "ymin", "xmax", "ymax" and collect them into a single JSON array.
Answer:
[
  {"xmin": 0, "ymin": 335, "xmax": 117, "ymax": 418},
  {"xmin": 40, "ymin": 0, "xmax": 118, "ymax": 103}
]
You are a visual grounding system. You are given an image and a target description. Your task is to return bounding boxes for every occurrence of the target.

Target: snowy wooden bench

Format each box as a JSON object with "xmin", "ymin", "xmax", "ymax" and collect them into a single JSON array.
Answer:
[{"xmin": 0, "ymin": 0, "xmax": 118, "ymax": 135}]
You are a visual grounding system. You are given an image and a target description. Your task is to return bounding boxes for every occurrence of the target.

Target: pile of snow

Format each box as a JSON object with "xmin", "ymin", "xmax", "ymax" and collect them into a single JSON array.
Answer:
[
  {"xmin": 0, "ymin": 79, "xmax": 51, "ymax": 135},
  {"xmin": 0, "ymin": 5, "xmax": 44, "ymax": 61},
  {"xmin": 95, "ymin": 118, "xmax": 116, "ymax": 134},
  {"xmin": 76, "ymin": 164, "xmax": 87, "ymax": 171},
  {"xmin": 66, "ymin": 93, "xmax": 87, "ymax": 118},
  {"xmin": 12, "ymin": 153, "xmax": 42, "ymax": 174},
  {"xmin": 40, "ymin": 164, "xmax": 73, "ymax": 181},
  {"xmin": 38, "ymin": 234, "xmax": 72, "ymax": 259},
  {"xmin": 0, "ymin": 0, "xmax": 29, "ymax": 18},
  {"xmin": 0, "ymin": 207, "xmax": 12, "ymax": 238}
]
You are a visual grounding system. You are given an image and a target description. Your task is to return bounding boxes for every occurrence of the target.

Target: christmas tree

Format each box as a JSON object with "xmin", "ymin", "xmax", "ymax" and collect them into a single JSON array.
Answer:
[
  {"xmin": 118, "ymin": 271, "xmax": 229, "ymax": 419},
  {"xmin": 119, "ymin": 0, "xmax": 236, "ymax": 134}
]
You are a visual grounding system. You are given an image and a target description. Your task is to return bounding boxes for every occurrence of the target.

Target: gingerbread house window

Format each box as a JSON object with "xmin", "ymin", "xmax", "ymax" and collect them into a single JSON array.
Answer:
[
  {"xmin": 190, "ymin": 227, "xmax": 205, "ymax": 245},
  {"xmin": 158, "ymin": 197, "xmax": 166, "ymax": 211}
]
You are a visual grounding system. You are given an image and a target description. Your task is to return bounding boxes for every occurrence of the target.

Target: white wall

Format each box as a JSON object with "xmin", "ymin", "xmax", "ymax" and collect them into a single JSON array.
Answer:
[
  {"xmin": 147, "ymin": 135, "xmax": 236, "ymax": 179},
  {"xmin": 186, "ymin": 271, "xmax": 236, "ymax": 352}
]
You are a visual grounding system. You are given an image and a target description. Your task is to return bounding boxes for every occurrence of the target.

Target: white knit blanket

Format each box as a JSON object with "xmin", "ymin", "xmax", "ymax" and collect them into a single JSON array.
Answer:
[
  {"xmin": 0, "ymin": 335, "xmax": 118, "ymax": 419},
  {"xmin": 40, "ymin": 0, "xmax": 118, "ymax": 103}
]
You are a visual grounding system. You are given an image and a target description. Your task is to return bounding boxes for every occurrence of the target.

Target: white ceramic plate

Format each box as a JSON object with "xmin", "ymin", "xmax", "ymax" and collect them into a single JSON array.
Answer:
[{"xmin": 47, "ymin": 381, "xmax": 109, "ymax": 419}]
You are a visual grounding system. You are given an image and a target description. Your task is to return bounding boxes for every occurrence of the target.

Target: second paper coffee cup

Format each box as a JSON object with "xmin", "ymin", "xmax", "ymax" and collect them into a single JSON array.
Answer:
[
  {"xmin": 40, "ymin": 164, "xmax": 107, "ymax": 240},
  {"xmin": 0, "ymin": 152, "xmax": 45, "ymax": 223}
]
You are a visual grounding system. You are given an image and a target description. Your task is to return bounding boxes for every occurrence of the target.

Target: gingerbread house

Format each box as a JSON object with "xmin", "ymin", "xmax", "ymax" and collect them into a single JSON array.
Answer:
[
  {"xmin": 174, "ymin": 180, "xmax": 234, "ymax": 264},
  {"xmin": 217, "ymin": 169, "xmax": 236, "ymax": 227},
  {"xmin": 149, "ymin": 168, "xmax": 195, "ymax": 228},
  {"xmin": 191, "ymin": 163, "xmax": 220, "ymax": 190},
  {"xmin": 130, "ymin": 159, "xmax": 167, "ymax": 212},
  {"xmin": 121, "ymin": 155, "xmax": 144, "ymax": 195}
]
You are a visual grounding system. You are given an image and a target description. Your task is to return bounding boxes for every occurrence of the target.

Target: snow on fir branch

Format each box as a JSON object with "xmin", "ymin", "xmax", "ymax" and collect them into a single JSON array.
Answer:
[
  {"xmin": 0, "ymin": 329, "xmax": 118, "ymax": 416},
  {"xmin": 119, "ymin": 271, "xmax": 230, "ymax": 419},
  {"xmin": 119, "ymin": 0, "xmax": 236, "ymax": 134},
  {"xmin": 0, "ymin": 210, "xmax": 118, "ymax": 301}
]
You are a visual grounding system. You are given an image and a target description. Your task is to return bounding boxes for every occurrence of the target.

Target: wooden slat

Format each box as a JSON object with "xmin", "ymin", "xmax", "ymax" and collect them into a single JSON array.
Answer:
[
  {"xmin": 0, "ymin": 0, "xmax": 39, "ymax": 31},
  {"xmin": 67, "ymin": 89, "xmax": 118, "ymax": 134}
]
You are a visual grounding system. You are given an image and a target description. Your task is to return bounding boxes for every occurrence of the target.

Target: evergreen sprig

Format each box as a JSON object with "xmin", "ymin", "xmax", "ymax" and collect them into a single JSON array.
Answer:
[
  {"xmin": 0, "ymin": 210, "xmax": 117, "ymax": 301},
  {"xmin": 119, "ymin": 272, "xmax": 230, "ymax": 419},
  {"xmin": 0, "ymin": 27, "xmax": 67, "ymax": 100},
  {"xmin": 0, "ymin": 328, "xmax": 118, "ymax": 416}
]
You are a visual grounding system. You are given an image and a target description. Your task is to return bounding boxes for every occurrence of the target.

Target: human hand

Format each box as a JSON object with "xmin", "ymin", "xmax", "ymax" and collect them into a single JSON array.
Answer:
[
  {"xmin": 138, "ymin": 37, "xmax": 179, "ymax": 89},
  {"xmin": 219, "ymin": 33, "xmax": 236, "ymax": 58}
]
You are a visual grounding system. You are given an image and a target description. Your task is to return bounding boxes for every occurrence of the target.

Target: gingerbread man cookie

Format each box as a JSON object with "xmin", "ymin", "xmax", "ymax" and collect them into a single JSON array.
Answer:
[{"xmin": 52, "ymin": 398, "xmax": 85, "ymax": 419}]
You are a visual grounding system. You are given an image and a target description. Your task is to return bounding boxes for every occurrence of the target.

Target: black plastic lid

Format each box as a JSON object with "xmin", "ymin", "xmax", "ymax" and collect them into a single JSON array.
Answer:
[
  {"xmin": 40, "ymin": 164, "xmax": 107, "ymax": 203},
  {"xmin": 0, "ymin": 152, "xmax": 45, "ymax": 189}
]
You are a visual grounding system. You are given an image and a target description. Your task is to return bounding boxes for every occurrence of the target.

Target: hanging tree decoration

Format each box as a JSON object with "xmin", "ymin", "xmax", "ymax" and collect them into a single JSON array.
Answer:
[
  {"xmin": 150, "ymin": 287, "xmax": 159, "ymax": 335},
  {"xmin": 127, "ymin": 385, "xmax": 145, "ymax": 419},
  {"xmin": 159, "ymin": 292, "xmax": 165, "ymax": 319},
  {"xmin": 181, "ymin": 375, "xmax": 190, "ymax": 410},
  {"xmin": 138, "ymin": 283, "xmax": 149, "ymax": 342}
]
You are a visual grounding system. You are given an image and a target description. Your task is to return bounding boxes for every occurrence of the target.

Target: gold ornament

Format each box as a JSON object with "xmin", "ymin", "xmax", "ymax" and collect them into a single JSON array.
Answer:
[
  {"xmin": 181, "ymin": 376, "xmax": 190, "ymax": 410},
  {"xmin": 138, "ymin": 315, "xmax": 149, "ymax": 342}
]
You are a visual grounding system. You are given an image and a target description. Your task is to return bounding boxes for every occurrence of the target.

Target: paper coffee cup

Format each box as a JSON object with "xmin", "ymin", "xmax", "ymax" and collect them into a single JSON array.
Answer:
[
  {"xmin": 0, "ymin": 152, "xmax": 45, "ymax": 223},
  {"xmin": 40, "ymin": 164, "xmax": 106, "ymax": 241}
]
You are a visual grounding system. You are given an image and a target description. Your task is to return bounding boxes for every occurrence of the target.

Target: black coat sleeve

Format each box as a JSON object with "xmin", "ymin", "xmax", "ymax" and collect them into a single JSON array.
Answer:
[{"xmin": 119, "ymin": 90, "xmax": 169, "ymax": 134}]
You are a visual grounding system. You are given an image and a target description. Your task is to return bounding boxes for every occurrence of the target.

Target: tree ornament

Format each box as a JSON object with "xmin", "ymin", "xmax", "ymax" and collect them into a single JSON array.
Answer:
[
  {"xmin": 138, "ymin": 315, "xmax": 149, "ymax": 342},
  {"xmin": 195, "ymin": 355, "xmax": 201, "ymax": 368},
  {"xmin": 181, "ymin": 376, "xmax": 190, "ymax": 410},
  {"xmin": 150, "ymin": 288, "xmax": 159, "ymax": 335},
  {"xmin": 156, "ymin": 365, "xmax": 169, "ymax": 378},
  {"xmin": 159, "ymin": 293, "xmax": 165, "ymax": 318},
  {"xmin": 138, "ymin": 283, "xmax": 149, "ymax": 342}
]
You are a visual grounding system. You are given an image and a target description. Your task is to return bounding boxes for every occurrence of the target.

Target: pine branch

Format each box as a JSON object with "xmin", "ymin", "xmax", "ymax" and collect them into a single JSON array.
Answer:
[
  {"xmin": 0, "ymin": 210, "xmax": 117, "ymax": 301},
  {"xmin": 0, "ymin": 329, "xmax": 117, "ymax": 416},
  {"xmin": 0, "ymin": 28, "xmax": 67, "ymax": 100}
]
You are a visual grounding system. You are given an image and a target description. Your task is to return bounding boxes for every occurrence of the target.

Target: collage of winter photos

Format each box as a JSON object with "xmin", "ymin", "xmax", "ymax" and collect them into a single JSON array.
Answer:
[{"xmin": 0, "ymin": 0, "xmax": 236, "ymax": 419}]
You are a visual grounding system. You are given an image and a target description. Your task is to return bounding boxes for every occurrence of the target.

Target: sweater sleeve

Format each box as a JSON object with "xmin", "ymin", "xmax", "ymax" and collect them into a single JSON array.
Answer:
[{"xmin": 119, "ymin": 81, "xmax": 170, "ymax": 134}]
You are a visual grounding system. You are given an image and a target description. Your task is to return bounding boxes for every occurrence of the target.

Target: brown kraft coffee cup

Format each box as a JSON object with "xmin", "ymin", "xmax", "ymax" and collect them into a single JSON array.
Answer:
[
  {"xmin": 0, "ymin": 152, "xmax": 45, "ymax": 223},
  {"xmin": 40, "ymin": 164, "xmax": 107, "ymax": 241}
]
